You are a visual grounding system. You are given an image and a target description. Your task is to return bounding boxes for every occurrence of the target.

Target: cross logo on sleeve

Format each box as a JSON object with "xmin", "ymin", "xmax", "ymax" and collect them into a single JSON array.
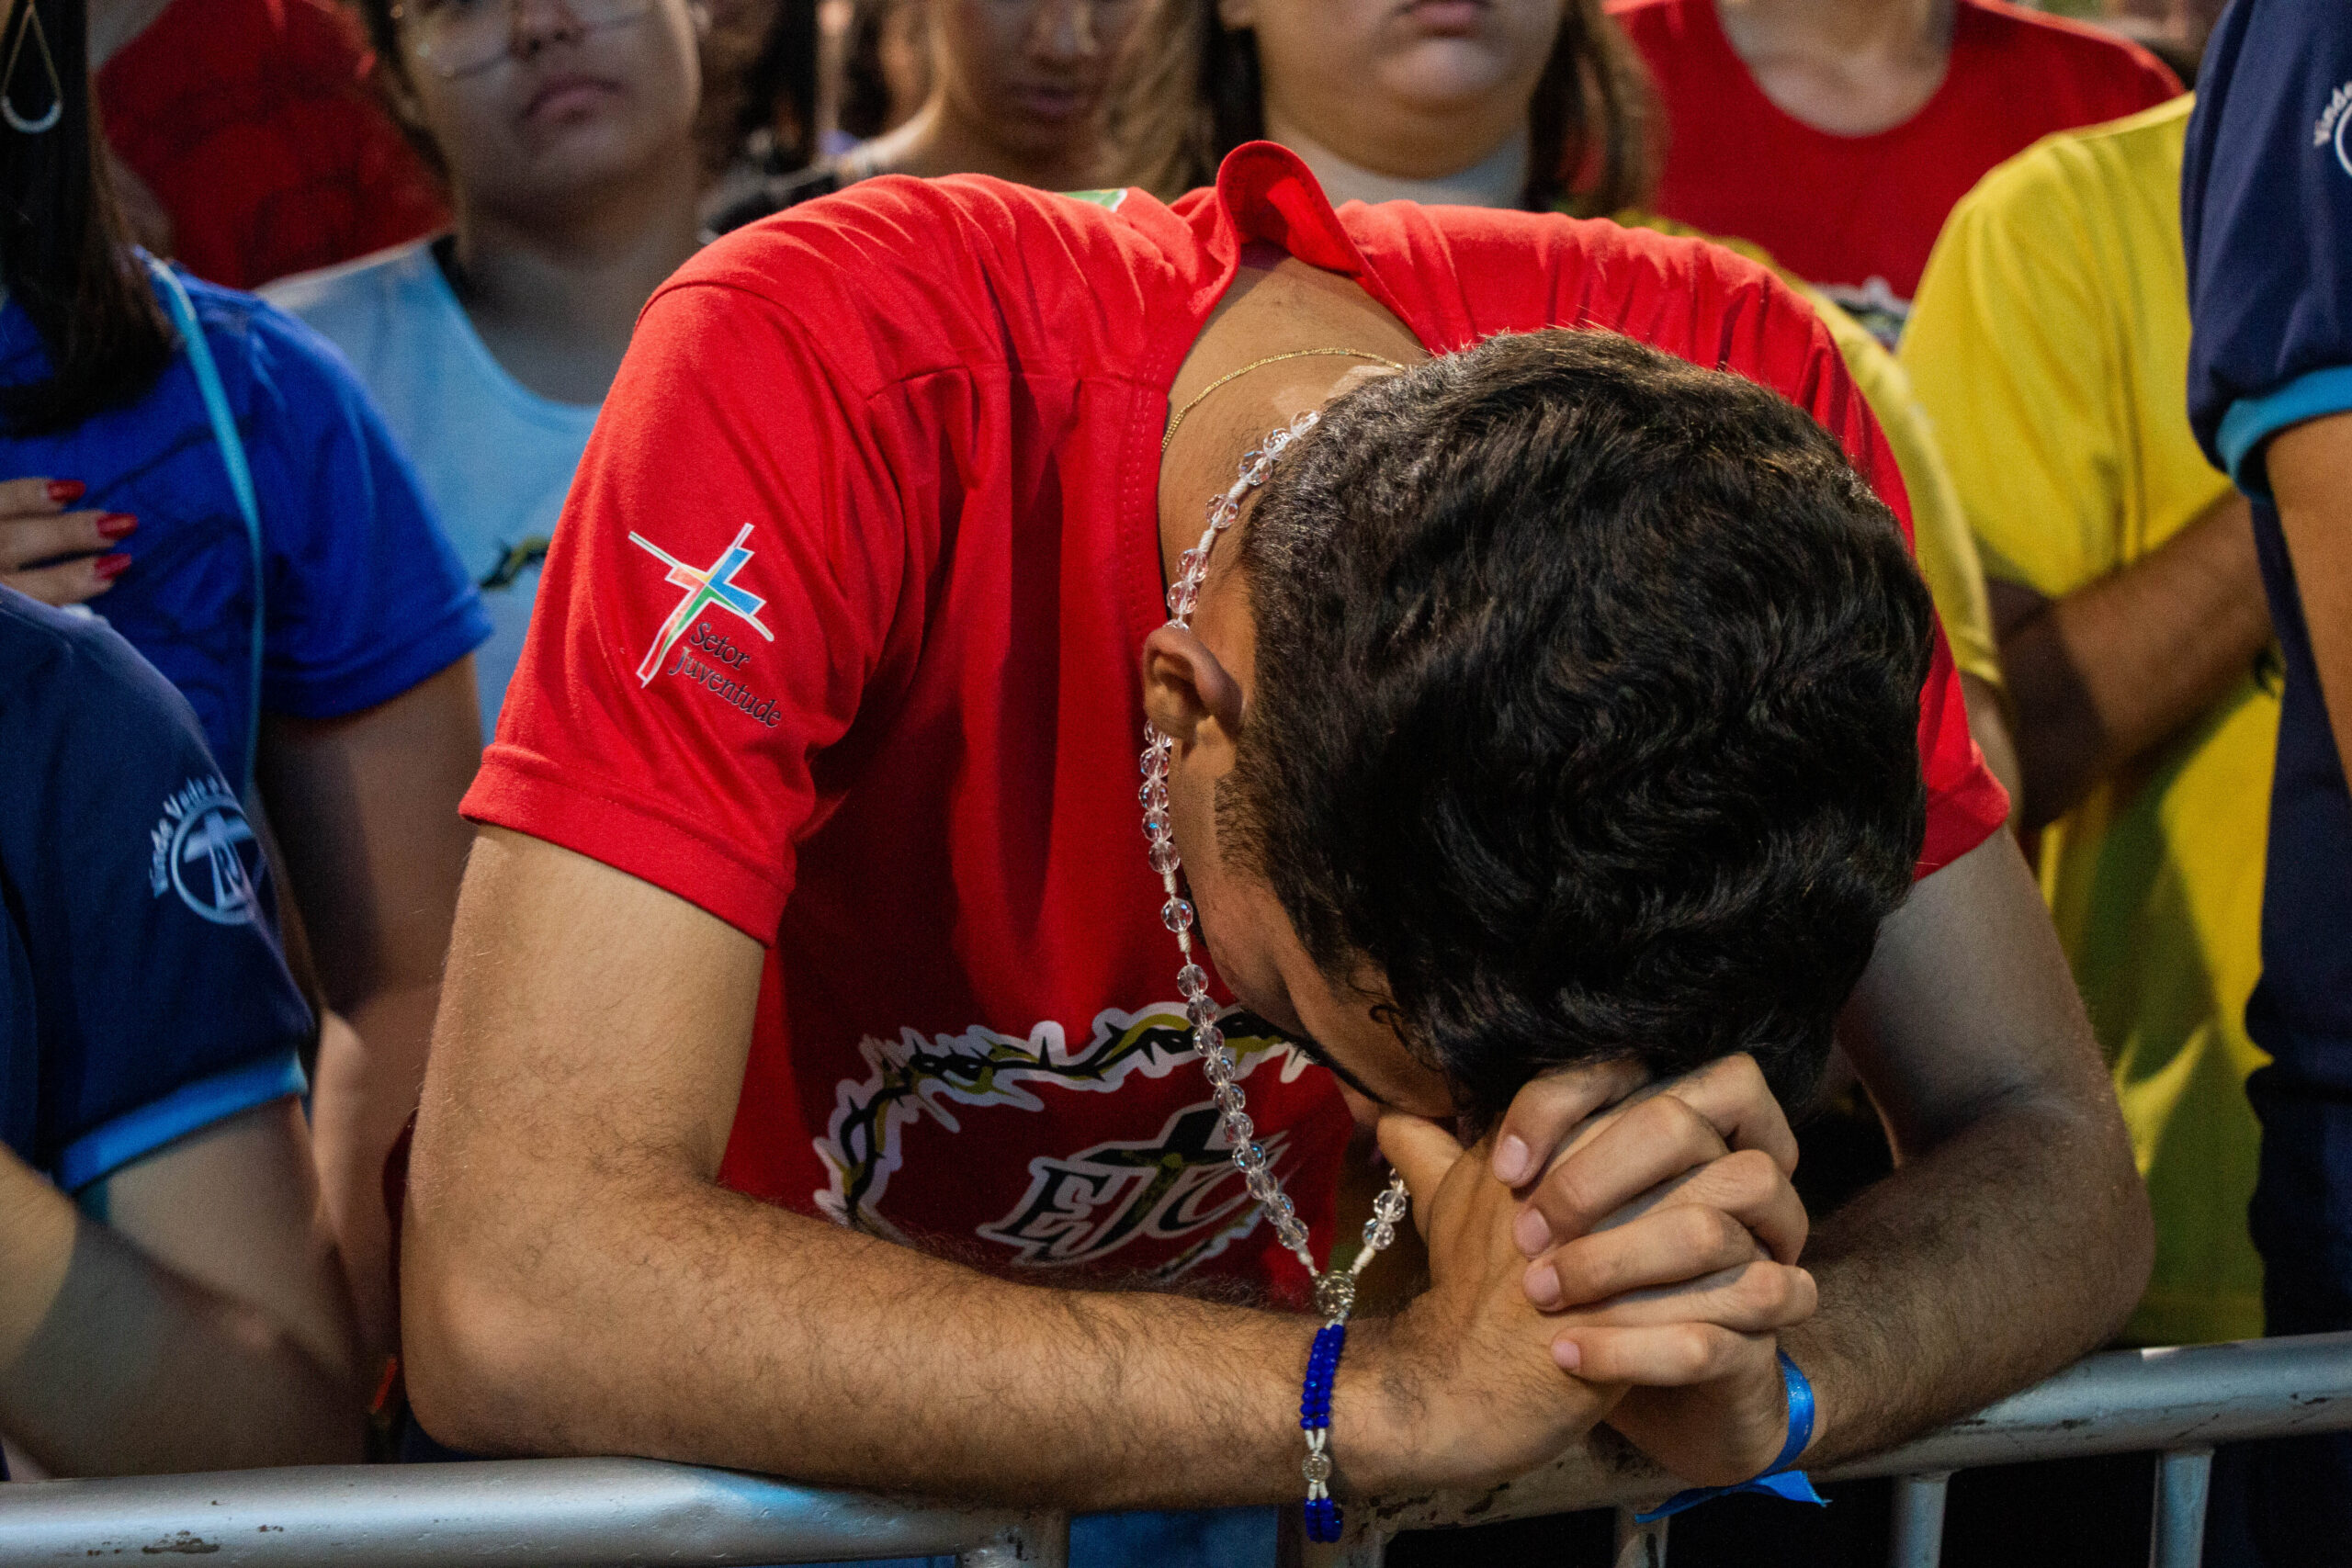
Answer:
[{"xmin": 628, "ymin": 523, "xmax": 775, "ymax": 685}]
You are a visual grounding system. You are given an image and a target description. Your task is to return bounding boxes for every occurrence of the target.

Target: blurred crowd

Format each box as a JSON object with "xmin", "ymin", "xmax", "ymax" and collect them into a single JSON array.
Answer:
[{"xmin": 0, "ymin": 0, "xmax": 2345, "ymax": 1563}]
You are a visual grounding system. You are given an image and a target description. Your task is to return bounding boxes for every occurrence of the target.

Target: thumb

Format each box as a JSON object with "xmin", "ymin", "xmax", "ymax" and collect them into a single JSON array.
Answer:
[{"xmin": 1377, "ymin": 1111, "xmax": 1467, "ymax": 1228}]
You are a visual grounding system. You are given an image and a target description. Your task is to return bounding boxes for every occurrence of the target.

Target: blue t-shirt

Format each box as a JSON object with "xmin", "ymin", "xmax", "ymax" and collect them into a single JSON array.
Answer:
[
  {"xmin": 2186, "ymin": 0, "xmax": 2352, "ymax": 1080},
  {"xmin": 0, "ymin": 265, "xmax": 492, "ymax": 793},
  {"xmin": 0, "ymin": 590, "xmax": 311, "ymax": 1194}
]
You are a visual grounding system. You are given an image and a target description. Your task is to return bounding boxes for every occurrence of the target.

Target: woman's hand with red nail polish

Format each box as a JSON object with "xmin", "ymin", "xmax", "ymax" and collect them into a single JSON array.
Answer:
[{"xmin": 0, "ymin": 477, "xmax": 130, "ymax": 604}]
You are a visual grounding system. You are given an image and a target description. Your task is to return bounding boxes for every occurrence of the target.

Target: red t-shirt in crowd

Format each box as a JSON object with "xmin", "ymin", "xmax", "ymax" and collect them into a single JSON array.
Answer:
[
  {"xmin": 462, "ymin": 142, "xmax": 2007, "ymax": 1305},
  {"xmin": 1612, "ymin": 0, "xmax": 2178, "ymax": 342},
  {"xmin": 97, "ymin": 0, "xmax": 447, "ymax": 291}
]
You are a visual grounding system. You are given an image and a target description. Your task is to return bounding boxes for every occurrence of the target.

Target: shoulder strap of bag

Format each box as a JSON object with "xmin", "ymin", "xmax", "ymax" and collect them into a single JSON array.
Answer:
[{"xmin": 146, "ymin": 256, "xmax": 265, "ymax": 793}]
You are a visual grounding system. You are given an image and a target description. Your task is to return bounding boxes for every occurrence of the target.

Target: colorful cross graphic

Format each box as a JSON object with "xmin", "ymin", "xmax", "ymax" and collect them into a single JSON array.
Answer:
[{"xmin": 628, "ymin": 523, "xmax": 775, "ymax": 685}]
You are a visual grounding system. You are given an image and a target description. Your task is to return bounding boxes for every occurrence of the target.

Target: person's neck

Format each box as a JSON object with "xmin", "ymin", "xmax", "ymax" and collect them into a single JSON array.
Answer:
[
  {"xmin": 1265, "ymin": 115, "xmax": 1530, "ymax": 210},
  {"xmin": 853, "ymin": 94, "xmax": 1098, "ymax": 190},
  {"xmin": 446, "ymin": 148, "xmax": 702, "ymax": 406},
  {"xmin": 1158, "ymin": 251, "xmax": 1427, "ymax": 581},
  {"xmin": 1716, "ymin": 0, "xmax": 1955, "ymax": 137},
  {"xmin": 85, "ymin": 0, "xmax": 176, "ymax": 68}
]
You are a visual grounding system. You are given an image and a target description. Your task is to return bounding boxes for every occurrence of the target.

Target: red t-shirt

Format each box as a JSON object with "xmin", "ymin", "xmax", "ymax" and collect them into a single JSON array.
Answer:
[
  {"xmin": 97, "ymin": 0, "xmax": 447, "ymax": 291},
  {"xmin": 1612, "ymin": 0, "xmax": 2178, "ymax": 341},
  {"xmin": 463, "ymin": 143, "xmax": 2007, "ymax": 1304}
]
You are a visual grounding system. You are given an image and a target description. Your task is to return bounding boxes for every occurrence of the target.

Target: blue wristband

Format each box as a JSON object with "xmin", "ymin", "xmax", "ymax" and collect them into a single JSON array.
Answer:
[{"xmin": 1633, "ymin": 1350, "xmax": 1826, "ymax": 1523}]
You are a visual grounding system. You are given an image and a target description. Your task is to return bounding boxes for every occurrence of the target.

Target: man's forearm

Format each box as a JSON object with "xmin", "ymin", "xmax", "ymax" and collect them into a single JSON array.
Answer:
[
  {"xmin": 408, "ymin": 831, "xmax": 1666, "ymax": 1510},
  {"xmin": 401, "ymin": 1161, "xmax": 1604, "ymax": 1510},
  {"xmin": 1781, "ymin": 1083, "xmax": 2147, "ymax": 1463},
  {"xmin": 1998, "ymin": 490, "xmax": 2267, "ymax": 830}
]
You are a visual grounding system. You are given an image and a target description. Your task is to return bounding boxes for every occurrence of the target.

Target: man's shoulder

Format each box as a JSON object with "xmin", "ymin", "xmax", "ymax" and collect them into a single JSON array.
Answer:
[
  {"xmin": 1365, "ymin": 202, "xmax": 1823, "ymax": 364},
  {"xmin": 677, "ymin": 175, "xmax": 1163, "ymax": 283},
  {"xmin": 653, "ymin": 176, "xmax": 1186, "ymax": 387}
]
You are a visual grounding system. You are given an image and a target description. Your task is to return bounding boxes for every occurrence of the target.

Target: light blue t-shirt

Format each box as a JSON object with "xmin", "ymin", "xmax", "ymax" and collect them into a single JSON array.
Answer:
[{"xmin": 264, "ymin": 239, "xmax": 601, "ymax": 742}]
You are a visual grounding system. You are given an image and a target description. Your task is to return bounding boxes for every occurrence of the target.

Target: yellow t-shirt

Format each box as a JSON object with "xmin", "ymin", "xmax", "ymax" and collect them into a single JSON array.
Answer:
[
  {"xmin": 1615, "ymin": 212, "xmax": 2006, "ymax": 698},
  {"xmin": 1902, "ymin": 96, "xmax": 2274, "ymax": 1345}
]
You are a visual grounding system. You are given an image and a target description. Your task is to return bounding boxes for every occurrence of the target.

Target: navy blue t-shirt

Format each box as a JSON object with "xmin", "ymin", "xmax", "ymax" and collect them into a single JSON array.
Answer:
[
  {"xmin": 0, "ymin": 265, "xmax": 491, "ymax": 793},
  {"xmin": 2186, "ymin": 0, "xmax": 2352, "ymax": 1081},
  {"xmin": 0, "ymin": 590, "xmax": 311, "ymax": 1195}
]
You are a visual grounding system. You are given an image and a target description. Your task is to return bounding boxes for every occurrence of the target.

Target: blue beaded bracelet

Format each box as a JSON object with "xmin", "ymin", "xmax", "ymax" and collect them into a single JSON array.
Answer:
[{"xmin": 1299, "ymin": 1322, "xmax": 1346, "ymax": 1542}]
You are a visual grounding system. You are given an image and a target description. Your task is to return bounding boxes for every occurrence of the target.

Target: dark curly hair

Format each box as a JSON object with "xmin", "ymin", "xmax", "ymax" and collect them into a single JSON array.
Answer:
[{"xmin": 1224, "ymin": 328, "xmax": 1931, "ymax": 1123}]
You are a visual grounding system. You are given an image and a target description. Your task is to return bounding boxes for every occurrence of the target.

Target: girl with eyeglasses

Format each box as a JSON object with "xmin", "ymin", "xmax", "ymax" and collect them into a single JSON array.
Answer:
[{"xmin": 269, "ymin": 0, "xmax": 708, "ymax": 740}]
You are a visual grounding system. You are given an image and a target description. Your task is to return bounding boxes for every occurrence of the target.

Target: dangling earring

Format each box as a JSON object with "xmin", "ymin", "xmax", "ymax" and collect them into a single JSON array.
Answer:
[{"xmin": 2, "ymin": 2, "xmax": 63, "ymax": 136}]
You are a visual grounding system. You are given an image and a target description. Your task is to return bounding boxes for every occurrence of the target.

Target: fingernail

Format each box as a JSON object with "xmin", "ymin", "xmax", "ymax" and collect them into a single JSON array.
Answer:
[
  {"xmin": 1553, "ymin": 1337, "xmax": 1582, "ymax": 1372},
  {"xmin": 47, "ymin": 479, "xmax": 85, "ymax": 503},
  {"xmin": 96, "ymin": 513, "xmax": 137, "ymax": 540},
  {"xmin": 1513, "ymin": 1206, "xmax": 1552, "ymax": 1258},
  {"xmin": 92, "ymin": 552, "xmax": 131, "ymax": 581},
  {"xmin": 1524, "ymin": 1260, "xmax": 1562, "ymax": 1309},
  {"xmin": 1495, "ymin": 1134, "xmax": 1532, "ymax": 1185}
]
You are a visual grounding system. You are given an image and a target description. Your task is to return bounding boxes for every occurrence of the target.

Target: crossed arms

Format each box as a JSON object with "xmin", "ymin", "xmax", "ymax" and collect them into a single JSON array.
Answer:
[{"xmin": 401, "ymin": 825, "xmax": 2147, "ymax": 1504}]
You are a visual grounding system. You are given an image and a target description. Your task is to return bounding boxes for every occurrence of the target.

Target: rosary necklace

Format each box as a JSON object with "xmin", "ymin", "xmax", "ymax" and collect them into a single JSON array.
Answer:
[{"xmin": 1141, "ymin": 399, "xmax": 1412, "ymax": 1542}]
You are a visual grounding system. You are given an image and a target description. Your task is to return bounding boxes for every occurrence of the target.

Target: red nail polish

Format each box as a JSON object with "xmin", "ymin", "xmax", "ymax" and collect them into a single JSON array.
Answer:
[
  {"xmin": 96, "ymin": 513, "xmax": 137, "ymax": 540},
  {"xmin": 92, "ymin": 552, "xmax": 131, "ymax": 582},
  {"xmin": 47, "ymin": 479, "xmax": 85, "ymax": 503}
]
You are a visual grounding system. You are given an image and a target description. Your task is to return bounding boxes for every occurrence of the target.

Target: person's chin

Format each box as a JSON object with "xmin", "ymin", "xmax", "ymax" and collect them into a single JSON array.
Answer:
[
  {"xmin": 992, "ymin": 91, "xmax": 1101, "ymax": 152},
  {"xmin": 509, "ymin": 121, "xmax": 661, "ymax": 190},
  {"xmin": 1375, "ymin": 39, "xmax": 1523, "ymax": 103}
]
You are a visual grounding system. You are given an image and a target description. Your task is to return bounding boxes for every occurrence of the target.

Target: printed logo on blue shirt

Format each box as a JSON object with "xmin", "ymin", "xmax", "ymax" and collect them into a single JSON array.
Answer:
[
  {"xmin": 148, "ymin": 777, "xmax": 265, "ymax": 926},
  {"xmin": 2314, "ymin": 81, "xmax": 2352, "ymax": 175}
]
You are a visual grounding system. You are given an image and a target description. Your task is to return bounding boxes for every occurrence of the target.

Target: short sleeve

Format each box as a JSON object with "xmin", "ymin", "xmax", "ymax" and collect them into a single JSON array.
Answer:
[
  {"xmin": 2186, "ymin": 0, "xmax": 2352, "ymax": 491},
  {"xmin": 1905, "ymin": 150, "xmax": 2124, "ymax": 598},
  {"xmin": 462, "ymin": 276, "xmax": 933, "ymax": 941},
  {"xmin": 236, "ymin": 299, "xmax": 491, "ymax": 719},
  {"xmin": 0, "ymin": 598, "xmax": 311, "ymax": 1191}
]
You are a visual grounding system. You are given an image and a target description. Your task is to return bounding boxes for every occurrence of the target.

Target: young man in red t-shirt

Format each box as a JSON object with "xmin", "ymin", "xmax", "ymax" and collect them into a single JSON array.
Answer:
[
  {"xmin": 1612, "ymin": 0, "xmax": 2178, "ymax": 344},
  {"xmin": 401, "ymin": 147, "xmax": 2147, "ymax": 1521}
]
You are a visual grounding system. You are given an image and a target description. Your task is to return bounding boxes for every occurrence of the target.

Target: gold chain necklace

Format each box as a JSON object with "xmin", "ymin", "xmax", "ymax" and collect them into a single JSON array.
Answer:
[{"xmin": 1161, "ymin": 348, "xmax": 1408, "ymax": 455}]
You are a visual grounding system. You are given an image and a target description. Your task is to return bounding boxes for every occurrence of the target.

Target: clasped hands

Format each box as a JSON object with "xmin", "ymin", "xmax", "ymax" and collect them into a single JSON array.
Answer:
[{"xmin": 1344, "ymin": 1055, "xmax": 1815, "ymax": 1495}]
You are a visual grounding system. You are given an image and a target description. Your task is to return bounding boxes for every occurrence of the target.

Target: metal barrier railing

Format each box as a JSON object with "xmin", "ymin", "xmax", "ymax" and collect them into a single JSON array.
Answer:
[
  {"xmin": 2, "ymin": 1333, "xmax": 2346, "ymax": 1568},
  {"xmin": 0, "ymin": 1458, "xmax": 1069, "ymax": 1566},
  {"xmin": 1342, "ymin": 1331, "xmax": 2352, "ymax": 1568}
]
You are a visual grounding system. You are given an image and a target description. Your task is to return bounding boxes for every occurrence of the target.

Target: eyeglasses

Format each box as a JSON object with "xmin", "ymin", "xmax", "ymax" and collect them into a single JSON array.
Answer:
[{"xmin": 391, "ymin": 0, "xmax": 653, "ymax": 80}]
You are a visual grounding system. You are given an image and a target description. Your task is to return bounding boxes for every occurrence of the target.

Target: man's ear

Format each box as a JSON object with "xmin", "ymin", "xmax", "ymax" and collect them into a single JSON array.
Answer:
[{"xmin": 1141, "ymin": 623, "xmax": 1245, "ymax": 756}]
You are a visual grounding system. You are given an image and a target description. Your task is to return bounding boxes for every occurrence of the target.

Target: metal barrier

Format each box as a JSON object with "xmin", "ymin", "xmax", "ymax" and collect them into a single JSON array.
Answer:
[
  {"xmin": 1341, "ymin": 1331, "xmax": 2352, "ymax": 1567},
  {"xmin": 0, "ymin": 1460, "xmax": 1067, "ymax": 1566},
  {"xmin": 1, "ymin": 1334, "xmax": 2346, "ymax": 1567}
]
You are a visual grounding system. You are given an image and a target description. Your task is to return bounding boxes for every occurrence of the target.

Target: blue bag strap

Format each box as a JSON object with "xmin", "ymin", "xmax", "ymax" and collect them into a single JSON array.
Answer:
[{"xmin": 145, "ymin": 256, "xmax": 265, "ymax": 793}]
